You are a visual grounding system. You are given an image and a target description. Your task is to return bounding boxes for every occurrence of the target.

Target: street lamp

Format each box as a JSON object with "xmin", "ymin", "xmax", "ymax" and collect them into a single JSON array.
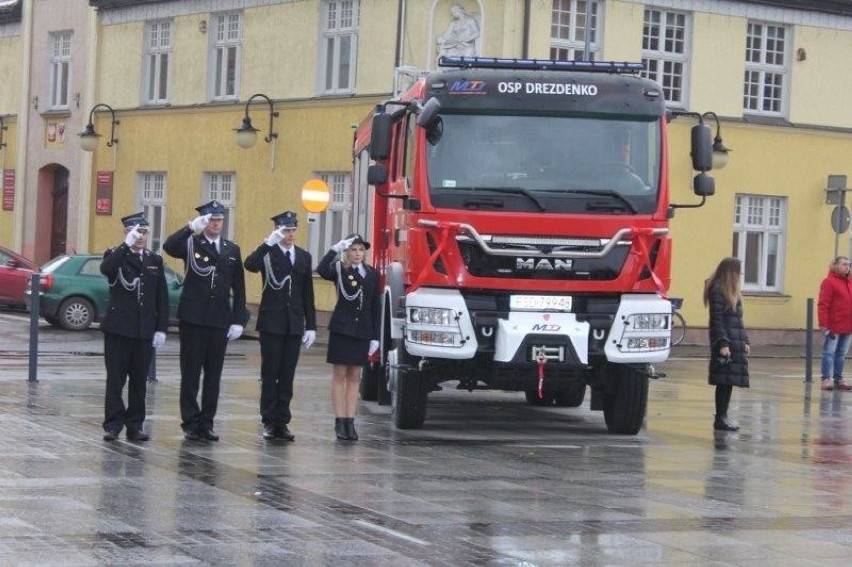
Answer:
[
  {"xmin": 234, "ymin": 93, "xmax": 278, "ymax": 149},
  {"xmin": 0, "ymin": 115, "xmax": 7, "ymax": 150},
  {"xmin": 701, "ymin": 111, "xmax": 731, "ymax": 170},
  {"xmin": 78, "ymin": 103, "xmax": 119, "ymax": 152}
]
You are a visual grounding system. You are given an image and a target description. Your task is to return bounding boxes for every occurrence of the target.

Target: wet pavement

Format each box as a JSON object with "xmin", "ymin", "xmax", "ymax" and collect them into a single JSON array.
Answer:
[{"xmin": 1, "ymin": 310, "xmax": 851, "ymax": 566}]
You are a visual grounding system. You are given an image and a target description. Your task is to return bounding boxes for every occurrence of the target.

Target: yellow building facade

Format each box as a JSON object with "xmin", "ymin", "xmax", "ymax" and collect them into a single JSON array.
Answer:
[{"xmin": 3, "ymin": 0, "xmax": 852, "ymax": 340}]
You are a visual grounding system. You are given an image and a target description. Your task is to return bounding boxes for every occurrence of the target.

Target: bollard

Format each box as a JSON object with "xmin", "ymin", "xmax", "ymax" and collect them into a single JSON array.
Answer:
[
  {"xmin": 805, "ymin": 297, "xmax": 814, "ymax": 383},
  {"xmin": 28, "ymin": 272, "xmax": 40, "ymax": 383}
]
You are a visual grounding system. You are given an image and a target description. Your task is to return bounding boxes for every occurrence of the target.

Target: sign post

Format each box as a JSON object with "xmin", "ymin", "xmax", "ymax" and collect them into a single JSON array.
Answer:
[{"xmin": 826, "ymin": 175, "xmax": 849, "ymax": 258}]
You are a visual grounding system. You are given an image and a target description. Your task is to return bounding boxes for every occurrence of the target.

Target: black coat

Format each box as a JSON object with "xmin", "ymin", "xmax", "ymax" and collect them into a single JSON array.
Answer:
[
  {"xmin": 316, "ymin": 249, "xmax": 381, "ymax": 341},
  {"xmin": 99, "ymin": 245, "xmax": 168, "ymax": 339},
  {"xmin": 244, "ymin": 243, "xmax": 316, "ymax": 336},
  {"xmin": 707, "ymin": 284, "xmax": 750, "ymax": 388},
  {"xmin": 163, "ymin": 226, "xmax": 249, "ymax": 329}
]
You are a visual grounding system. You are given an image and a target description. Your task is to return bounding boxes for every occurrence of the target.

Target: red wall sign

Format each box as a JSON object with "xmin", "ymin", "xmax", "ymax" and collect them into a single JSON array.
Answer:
[
  {"xmin": 2, "ymin": 169, "xmax": 14, "ymax": 211},
  {"xmin": 96, "ymin": 171, "xmax": 113, "ymax": 215}
]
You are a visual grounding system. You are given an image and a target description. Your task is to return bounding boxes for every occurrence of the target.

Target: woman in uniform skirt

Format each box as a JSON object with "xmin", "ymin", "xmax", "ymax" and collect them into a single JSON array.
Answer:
[{"xmin": 316, "ymin": 234, "xmax": 381, "ymax": 440}]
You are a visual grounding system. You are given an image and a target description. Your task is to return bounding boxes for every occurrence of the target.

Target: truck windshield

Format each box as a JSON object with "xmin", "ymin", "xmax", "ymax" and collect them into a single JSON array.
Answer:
[{"xmin": 425, "ymin": 114, "xmax": 661, "ymax": 214}]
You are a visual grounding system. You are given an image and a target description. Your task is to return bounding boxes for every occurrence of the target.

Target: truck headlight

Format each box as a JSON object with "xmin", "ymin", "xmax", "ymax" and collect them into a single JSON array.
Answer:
[
  {"xmin": 627, "ymin": 313, "xmax": 668, "ymax": 330},
  {"xmin": 409, "ymin": 307, "xmax": 454, "ymax": 326}
]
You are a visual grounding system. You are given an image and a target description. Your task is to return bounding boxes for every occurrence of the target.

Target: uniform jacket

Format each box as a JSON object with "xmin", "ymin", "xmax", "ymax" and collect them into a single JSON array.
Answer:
[
  {"xmin": 316, "ymin": 249, "xmax": 380, "ymax": 341},
  {"xmin": 707, "ymin": 284, "xmax": 750, "ymax": 388},
  {"xmin": 99, "ymin": 245, "xmax": 168, "ymax": 339},
  {"xmin": 163, "ymin": 226, "xmax": 249, "ymax": 329},
  {"xmin": 244, "ymin": 243, "xmax": 316, "ymax": 336},
  {"xmin": 818, "ymin": 269, "xmax": 852, "ymax": 334}
]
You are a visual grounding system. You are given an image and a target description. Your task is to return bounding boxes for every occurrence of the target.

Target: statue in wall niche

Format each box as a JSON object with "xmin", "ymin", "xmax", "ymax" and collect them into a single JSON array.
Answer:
[{"xmin": 436, "ymin": 3, "xmax": 481, "ymax": 58}]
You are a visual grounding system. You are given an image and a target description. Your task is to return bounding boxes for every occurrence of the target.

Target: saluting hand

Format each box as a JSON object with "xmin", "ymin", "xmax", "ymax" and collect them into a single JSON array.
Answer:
[
  {"xmin": 124, "ymin": 225, "xmax": 142, "ymax": 248},
  {"xmin": 188, "ymin": 213, "xmax": 212, "ymax": 232},
  {"xmin": 331, "ymin": 236, "xmax": 356, "ymax": 254},
  {"xmin": 265, "ymin": 227, "xmax": 284, "ymax": 247}
]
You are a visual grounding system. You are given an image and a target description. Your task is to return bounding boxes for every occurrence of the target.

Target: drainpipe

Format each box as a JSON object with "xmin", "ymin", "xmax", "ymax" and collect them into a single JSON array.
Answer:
[
  {"xmin": 522, "ymin": 0, "xmax": 531, "ymax": 58},
  {"xmin": 14, "ymin": 0, "xmax": 32, "ymax": 253}
]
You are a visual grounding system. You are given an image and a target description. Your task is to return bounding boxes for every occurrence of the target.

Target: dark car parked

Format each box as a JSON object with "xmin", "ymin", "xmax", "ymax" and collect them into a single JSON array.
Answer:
[
  {"xmin": 0, "ymin": 245, "xmax": 37, "ymax": 308},
  {"xmin": 27, "ymin": 254, "xmax": 183, "ymax": 330}
]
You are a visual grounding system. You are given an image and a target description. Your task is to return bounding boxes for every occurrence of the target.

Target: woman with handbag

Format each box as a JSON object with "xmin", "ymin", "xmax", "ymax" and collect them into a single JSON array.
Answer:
[
  {"xmin": 316, "ymin": 234, "xmax": 381, "ymax": 441},
  {"xmin": 703, "ymin": 257, "xmax": 750, "ymax": 432}
]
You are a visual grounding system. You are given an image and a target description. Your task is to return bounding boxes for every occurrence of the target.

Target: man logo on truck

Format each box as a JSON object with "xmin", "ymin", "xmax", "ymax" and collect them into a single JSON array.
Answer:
[{"xmin": 516, "ymin": 258, "xmax": 573, "ymax": 272}]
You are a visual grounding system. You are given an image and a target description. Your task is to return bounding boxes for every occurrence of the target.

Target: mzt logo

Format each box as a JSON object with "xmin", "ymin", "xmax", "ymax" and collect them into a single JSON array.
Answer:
[{"xmin": 448, "ymin": 79, "xmax": 487, "ymax": 95}]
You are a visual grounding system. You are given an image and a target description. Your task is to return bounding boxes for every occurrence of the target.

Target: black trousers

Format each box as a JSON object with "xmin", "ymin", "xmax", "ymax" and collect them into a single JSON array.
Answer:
[
  {"xmin": 103, "ymin": 332, "xmax": 152, "ymax": 432},
  {"xmin": 179, "ymin": 321, "xmax": 229, "ymax": 432},
  {"xmin": 259, "ymin": 333, "xmax": 302, "ymax": 425}
]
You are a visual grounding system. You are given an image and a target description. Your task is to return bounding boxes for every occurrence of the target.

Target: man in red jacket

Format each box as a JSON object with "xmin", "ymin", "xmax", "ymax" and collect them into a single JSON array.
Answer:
[{"xmin": 818, "ymin": 256, "xmax": 852, "ymax": 390}]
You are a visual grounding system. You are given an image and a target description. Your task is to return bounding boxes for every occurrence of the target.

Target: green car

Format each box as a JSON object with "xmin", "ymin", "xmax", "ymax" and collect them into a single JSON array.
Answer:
[{"xmin": 27, "ymin": 254, "xmax": 183, "ymax": 331}]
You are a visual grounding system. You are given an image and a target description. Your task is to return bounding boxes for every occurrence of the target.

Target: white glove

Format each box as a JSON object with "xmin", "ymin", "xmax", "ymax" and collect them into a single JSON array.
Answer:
[
  {"xmin": 331, "ymin": 236, "xmax": 356, "ymax": 254},
  {"xmin": 265, "ymin": 228, "xmax": 283, "ymax": 247},
  {"xmin": 188, "ymin": 214, "xmax": 212, "ymax": 232},
  {"xmin": 227, "ymin": 324, "xmax": 244, "ymax": 341},
  {"xmin": 152, "ymin": 331, "xmax": 166, "ymax": 348},
  {"xmin": 302, "ymin": 330, "xmax": 316, "ymax": 349},
  {"xmin": 368, "ymin": 340, "xmax": 380, "ymax": 356},
  {"xmin": 124, "ymin": 225, "xmax": 141, "ymax": 247}
]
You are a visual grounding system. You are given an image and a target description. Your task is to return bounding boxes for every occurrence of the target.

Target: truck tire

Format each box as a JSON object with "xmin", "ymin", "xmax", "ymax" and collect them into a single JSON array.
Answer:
[
  {"xmin": 389, "ymin": 342, "xmax": 427, "ymax": 429},
  {"xmin": 602, "ymin": 364, "xmax": 648, "ymax": 435},
  {"xmin": 553, "ymin": 385, "xmax": 586, "ymax": 408}
]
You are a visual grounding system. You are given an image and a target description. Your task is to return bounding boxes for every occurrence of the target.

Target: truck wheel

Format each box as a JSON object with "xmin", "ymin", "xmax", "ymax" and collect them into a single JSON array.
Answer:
[
  {"xmin": 360, "ymin": 363, "xmax": 379, "ymax": 402},
  {"xmin": 524, "ymin": 390, "xmax": 554, "ymax": 406},
  {"xmin": 553, "ymin": 385, "xmax": 586, "ymax": 408},
  {"xmin": 389, "ymin": 342, "xmax": 427, "ymax": 429},
  {"xmin": 602, "ymin": 364, "xmax": 648, "ymax": 435}
]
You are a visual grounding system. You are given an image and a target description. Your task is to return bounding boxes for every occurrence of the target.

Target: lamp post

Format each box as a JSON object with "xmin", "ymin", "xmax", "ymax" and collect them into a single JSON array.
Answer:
[
  {"xmin": 701, "ymin": 111, "xmax": 731, "ymax": 170},
  {"xmin": 78, "ymin": 103, "xmax": 119, "ymax": 152},
  {"xmin": 234, "ymin": 93, "xmax": 278, "ymax": 149}
]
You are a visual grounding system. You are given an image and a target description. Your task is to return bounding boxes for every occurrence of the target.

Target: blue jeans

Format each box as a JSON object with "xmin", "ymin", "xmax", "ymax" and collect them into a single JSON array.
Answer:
[{"xmin": 821, "ymin": 333, "xmax": 852, "ymax": 381}]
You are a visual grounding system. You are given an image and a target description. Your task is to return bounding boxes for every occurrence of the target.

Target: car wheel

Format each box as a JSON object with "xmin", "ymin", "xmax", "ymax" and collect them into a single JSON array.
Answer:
[{"xmin": 58, "ymin": 297, "xmax": 95, "ymax": 331}]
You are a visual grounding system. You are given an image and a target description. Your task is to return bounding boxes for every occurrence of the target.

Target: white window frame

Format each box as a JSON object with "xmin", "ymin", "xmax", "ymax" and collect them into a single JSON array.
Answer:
[
  {"xmin": 319, "ymin": 0, "xmax": 359, "ymax": 95},
  {"xmin": 308, "ymin": 172, "xmax": 352, "ymax": 259},
  {"xmin": 733, "ymin": 194, "xmax": 786, "ymax": 293},
  {"xmin": 743, "ymin": 21, "xmax": 789, "ymax": 116},
  {"xmin": 641, "ymin": 8, "xmax": 689, "ymax": 108},
  {"xmin": 49, "ymin": 31, "xmax": 72, "ymax": 109},
  {"xmin": 550, "ymin": 0, "xmax": 601, "ymax": 62},
  {"xmin": 136, "ymin": 172, "xmax": 167, "ymax": 253},
  {"xmin": 203, "ymin": 172, "xmax": 236, "ymax": 240},
  {"xmin": 143, "ymin": 19, "xmax": 172, "ymax": 105},
  {"xmin": 210, "ymin": 12, "xmax": 242, "ymax": 101}
]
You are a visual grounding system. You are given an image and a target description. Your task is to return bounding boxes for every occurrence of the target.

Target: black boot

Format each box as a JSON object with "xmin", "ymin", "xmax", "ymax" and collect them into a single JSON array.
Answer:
[
  {"xmin": 345, "ymin": 418, "xmax": 358, "ymax": 441},
  {"xmin": 335, "ymin": 418, "xmax": 348, "ymax": 440},
  {"xmin": 714, "ymin": 414, "xmax": 739, "ymax": 431}
]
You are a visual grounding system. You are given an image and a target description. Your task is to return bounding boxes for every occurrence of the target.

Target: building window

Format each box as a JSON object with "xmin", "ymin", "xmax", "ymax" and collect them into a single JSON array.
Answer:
[
  {"xmin": 49, "ymin": 31, "xmax": 72, "ymax": 109},
  {"xmin": 550, "ymin": 0, "xmax": 600, "ymax": 61},
  {"xmin": 641, "ymin": 8, "xmax": 689, "ymax": 107},
  {"xmin": 733, "ymin": 194, "xmax": 786, "ymax": 292},
  {"xmin": 308, "ymin": 172, "xmax": 352, "ymax": 259},
  {"xmin": 320, "ymin": 1, "xmax": 359, "ymax": 94},
  {"xmin": 144, "ymin": 20, "xmax": 172, "ymax": 105},
  {"xmin": 203, "ymin": 172, "xmax": 236, "ymax": 239},
  {"xmin": 137, "ymin": 172, "xmax": 167, "ymax": 253},
  {"xmin": 743, "ymin": 22, "xmax": 788, "ymax": 115},
  {"xmin": 211, "ymin": 12, "xmax": 241, "ymax": 100}
]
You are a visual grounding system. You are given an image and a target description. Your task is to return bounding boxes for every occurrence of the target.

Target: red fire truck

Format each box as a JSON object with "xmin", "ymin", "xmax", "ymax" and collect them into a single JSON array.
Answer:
[{"xmin": 352, "ymin": 57, "xmax": 716, "ymax": 435}]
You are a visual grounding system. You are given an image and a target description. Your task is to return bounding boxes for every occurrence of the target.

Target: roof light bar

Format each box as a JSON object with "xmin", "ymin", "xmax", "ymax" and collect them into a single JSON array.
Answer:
[{"xmin": 438, "ymin": 56, "xmax": 644, "ymax": 74}]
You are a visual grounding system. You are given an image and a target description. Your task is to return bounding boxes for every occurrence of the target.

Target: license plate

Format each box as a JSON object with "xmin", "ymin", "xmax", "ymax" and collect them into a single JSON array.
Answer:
[{"xmin": 510, "ymin": 295, "xmax": 572, "ymax": 312}]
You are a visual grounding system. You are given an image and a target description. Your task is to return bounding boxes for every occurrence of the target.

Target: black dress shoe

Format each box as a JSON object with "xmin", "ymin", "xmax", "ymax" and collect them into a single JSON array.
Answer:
[
  {"xmin": 201, "ymin": 429, "xmax": 220, "ymax": 441},
  {"xmin": 344, "ymin": 418, "xmax": 358, "ymax": 441},
  {"xmin": 714, "ymin": 415, "xmax": 740, "ymax": 431},
  {"xmin": 184, "ymin": 429, "xmax": 201, "ymax": 441},
  {"xmin": 262, "ymin": 425, "xmax": 276, "ymax": 440},
  {"xmin": 103, "ymin": 429, "xmax": 120, "ymax": 441},
  {"xmin": 126, "ymin": 429, "xmax": 150, "ymax": 442},
  {"xmin": 335, "ymin": 418, "xmax": 348, "ymax": 440},
  {"xmin": 278, "ymin": 425, "xmax": 295, "ymax": 441}
]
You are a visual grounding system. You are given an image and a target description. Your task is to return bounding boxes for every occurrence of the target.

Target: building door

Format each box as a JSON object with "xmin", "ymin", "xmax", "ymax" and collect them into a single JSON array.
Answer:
[{"xmin": 50, "ymin": 166, "xmax": 69, "ymax": 259}]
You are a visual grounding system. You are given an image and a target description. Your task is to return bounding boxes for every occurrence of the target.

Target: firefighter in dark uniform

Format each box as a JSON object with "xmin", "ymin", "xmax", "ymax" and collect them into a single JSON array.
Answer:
[
  {"xmin": 100, "ymin": 212, "xmax": 168, "ymax": 442},
  {"xmin": 244, "ymin": 211, "xmax": 317, "ymax": 441},
  {"xmin": 317, "ymin": 234, "xmax": 381, "ymax": 441},
  {"xmin": 163, "ymin": 200, "xmax": 249, "ymax": 441}
]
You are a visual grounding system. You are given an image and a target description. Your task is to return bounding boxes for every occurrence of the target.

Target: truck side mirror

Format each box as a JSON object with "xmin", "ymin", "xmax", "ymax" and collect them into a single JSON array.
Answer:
[
  {"xmin": 693, "ymin": 173, "xmax": 715, "ymax": 197},
  {"xmin": 370, "ymin": 112, "xmax": 392, "ymax": 160},
  {"xmin": 367, "ymin": 163, "xmax": 388, "ymax": 185},
  {"xmin": 416, "ymin": 97, "xmax": 441, "ymax": 129},
  {"xmin": 690, "ymin": 123, "xmax": 713, "ymax": 172}
]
